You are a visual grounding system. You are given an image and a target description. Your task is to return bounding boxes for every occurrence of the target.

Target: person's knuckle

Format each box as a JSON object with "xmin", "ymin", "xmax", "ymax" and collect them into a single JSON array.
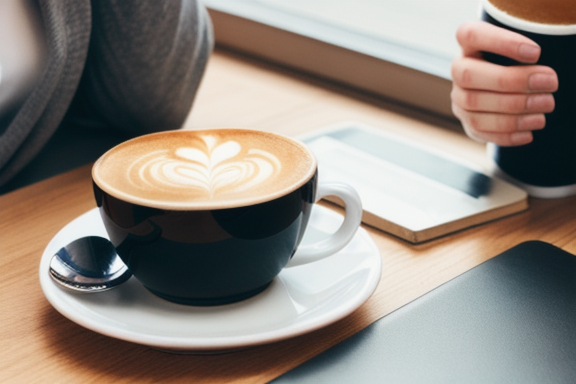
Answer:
[
  {"xmin": 457, "ymin": 67, "xmax": 474, "ymax": 88},
  {"xmin": 456, "ymin": 22, "xmax": 477, "ymax": 46},
  {"xmin": 463, "ymin": 91, "xmax": 479, "ymax": 110},
  {"xmin": 450, "ymin": 88, "xmax": 458, "ymax": 104},
  {"xmin": 495, "ymin": 74, "xmax": 512, "ymax": 90},
  {"xmin": 467, "ymin": 114, "xmax": 481, "ymax": 130},
  {"xmin": 496, "ymin": 70, "xmax": 527, "ymax": 92},
  {"xmin": 501, "ymin": 116, "xmax": 519, "ymax": 132},
  {"xmin": 502, "ymin": 96, "xmax": 526, "ymax": 112},
  {"xmin": 501, "ymin": 135, "xmax": 519, "ymax": 146}
]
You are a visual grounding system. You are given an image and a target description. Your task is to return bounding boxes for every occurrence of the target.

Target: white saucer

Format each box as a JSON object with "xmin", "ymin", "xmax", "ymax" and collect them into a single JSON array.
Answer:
[{"xmin": 39, "ymin": 205, "xmax": 382, "ymax": 353}]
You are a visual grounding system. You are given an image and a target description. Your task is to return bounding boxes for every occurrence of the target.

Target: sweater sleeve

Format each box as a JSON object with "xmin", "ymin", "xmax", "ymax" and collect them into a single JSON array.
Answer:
[
  {"xmin": 0, "ymin": 0, "xmax": 213, "ymax": 187},
  {"xmin": 0, "ymin": 0, "xmax": 91, "ymax": 186},
  {"xmin": 68, "ymin": 0, "xmax": 214, "ymax": 134}
]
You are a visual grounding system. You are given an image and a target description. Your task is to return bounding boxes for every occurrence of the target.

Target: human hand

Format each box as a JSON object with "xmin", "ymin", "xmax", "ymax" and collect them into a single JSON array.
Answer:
[{"xmin": 451, "ymin": 21, "xmax": 558, "ymax": 146}]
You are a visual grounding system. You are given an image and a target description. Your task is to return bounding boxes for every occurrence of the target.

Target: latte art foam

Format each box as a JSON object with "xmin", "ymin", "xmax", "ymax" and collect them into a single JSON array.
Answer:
[
  {"xmin": 93, "ymin": 130, "xmax": 316, "ymax": 209},
  {"xmin": 130, "ymin": 137, "xmax": 281, "ymax": 198}
]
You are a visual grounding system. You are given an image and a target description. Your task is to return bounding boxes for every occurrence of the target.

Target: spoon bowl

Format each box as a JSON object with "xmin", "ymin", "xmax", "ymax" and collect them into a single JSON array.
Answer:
[{"xmin": 49, "ymin": 236, "xmax": 131, "ymax": 292}]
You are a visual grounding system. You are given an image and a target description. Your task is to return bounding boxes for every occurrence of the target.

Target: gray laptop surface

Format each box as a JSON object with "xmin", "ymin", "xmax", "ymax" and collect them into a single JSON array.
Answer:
[{"xmin": 273, "ymin": 241, "xmax": 576, "ymax": 383}]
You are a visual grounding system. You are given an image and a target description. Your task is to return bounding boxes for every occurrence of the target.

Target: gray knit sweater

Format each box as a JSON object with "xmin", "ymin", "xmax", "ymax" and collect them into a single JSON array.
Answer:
[{"xmin": 0, "ymin": 0, "xmax": 213, "ymax": 186}]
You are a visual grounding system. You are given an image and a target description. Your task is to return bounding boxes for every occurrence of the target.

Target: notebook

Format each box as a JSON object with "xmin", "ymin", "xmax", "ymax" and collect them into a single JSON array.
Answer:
[
  {"xmin": 300, "ymin": 122, "xmax": 528, "ymax": 243},
  {"xmin": 273, "ymin": 241, "xmax": 576, "ymax": 384}
]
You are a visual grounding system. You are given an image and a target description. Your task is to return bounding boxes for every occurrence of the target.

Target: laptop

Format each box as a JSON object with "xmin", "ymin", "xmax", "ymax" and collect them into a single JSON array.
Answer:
[{"xmin": 273, "ymin": 241, "xmax": 576, "ymax": 383}]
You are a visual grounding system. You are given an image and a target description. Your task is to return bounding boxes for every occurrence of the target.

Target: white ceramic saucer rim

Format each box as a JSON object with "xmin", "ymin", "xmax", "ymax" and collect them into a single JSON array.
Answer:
[{"xmin": 39, "ymin": 207, "xmax": 381, "ymax": 352}]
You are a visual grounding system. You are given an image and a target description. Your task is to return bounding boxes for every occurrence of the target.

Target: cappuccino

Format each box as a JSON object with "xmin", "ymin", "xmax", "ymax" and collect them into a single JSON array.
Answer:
[
  {"xmin": 93, "ymin": 129, "xmax": 316, "ymax": 210},
  {"xmin": 488, "ymin": 0, "xmax": 576, "ymax": 25},
  {"xmin": 92, "ymin": 128, "xmax": 362, "ymax": 305}
]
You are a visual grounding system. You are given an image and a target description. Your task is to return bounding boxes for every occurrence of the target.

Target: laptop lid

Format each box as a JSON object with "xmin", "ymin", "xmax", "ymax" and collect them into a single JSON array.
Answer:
[{"xmin": 274, "ymin": 241, "xmax": 576, "ymax": 383}]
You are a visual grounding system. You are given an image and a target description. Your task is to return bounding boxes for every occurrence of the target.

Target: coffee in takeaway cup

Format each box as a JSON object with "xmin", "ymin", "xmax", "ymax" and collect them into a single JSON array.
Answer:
[
  {"xmin": 92, "ymin": 129, "xmax": 362, "ymax": 305},
  {"xmin": 481, "ymin": 0, "xmax": 576, "ymax": 198}
]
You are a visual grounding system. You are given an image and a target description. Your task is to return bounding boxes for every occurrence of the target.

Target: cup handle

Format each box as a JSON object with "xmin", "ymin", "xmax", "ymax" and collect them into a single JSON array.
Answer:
[{"xmin": 285, "ymin": 182, "xmax": 362, "ymax": 268}]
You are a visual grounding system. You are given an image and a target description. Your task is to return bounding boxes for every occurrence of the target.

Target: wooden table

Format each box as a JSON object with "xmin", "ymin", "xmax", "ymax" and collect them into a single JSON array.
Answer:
[{"xmin": 2, "ymin": 50, "xmax": 576, "ymax": 383}]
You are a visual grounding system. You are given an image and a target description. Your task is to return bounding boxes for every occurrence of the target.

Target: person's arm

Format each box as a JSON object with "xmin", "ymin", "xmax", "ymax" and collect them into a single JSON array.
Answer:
[
  {"xmin": 451, "ymin": 21, "xmax": 558, "ymax": 146},
  {"xmin": 0, "ymin": 0, "xmax": 213, "ymax": 189},
  {"xmin": 69, "ymin": 0, "xmax": 213, "ymax": 135}
]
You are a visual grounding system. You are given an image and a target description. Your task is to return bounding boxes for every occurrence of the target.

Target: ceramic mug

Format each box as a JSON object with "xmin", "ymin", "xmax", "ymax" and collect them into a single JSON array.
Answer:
[
  {"xmin": 481, "ymin": 0, "xmax": 576, "ymax": 198},
  {"xmin": 92, "ymin": 129, "xmax": 362, "ymax": 305}
]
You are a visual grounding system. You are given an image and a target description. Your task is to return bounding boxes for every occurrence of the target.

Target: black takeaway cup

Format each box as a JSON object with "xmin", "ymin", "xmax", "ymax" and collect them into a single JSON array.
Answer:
[
  {"xmin": 481, "ymin": 0, "xmax": 576, "ymax": 198},
  {"xmin": 92, "ymin": 129, "xmax": 362, "ymax": 306}
]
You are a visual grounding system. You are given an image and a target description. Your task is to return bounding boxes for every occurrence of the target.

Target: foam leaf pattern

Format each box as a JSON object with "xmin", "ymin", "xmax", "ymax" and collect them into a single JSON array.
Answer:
[{"xmin": 128, "ymin": 135, "xmax": 282, "ymax": 199}]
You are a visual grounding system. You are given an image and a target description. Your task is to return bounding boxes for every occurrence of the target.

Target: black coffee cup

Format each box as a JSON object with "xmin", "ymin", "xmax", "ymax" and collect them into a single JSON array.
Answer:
[
  {"xmin": 92, "ymin": 129, "xmax": 362, "ymax": 305},
  {"xmin": 482, "ymin": 0, "xmax": 576, "ymax": 198}
]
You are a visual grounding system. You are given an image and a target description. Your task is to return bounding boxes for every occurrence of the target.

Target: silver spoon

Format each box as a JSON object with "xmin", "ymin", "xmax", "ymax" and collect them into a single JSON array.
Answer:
[{"xmin": 49, "ymin": 236, "xmax": 132, "ymax": 292}]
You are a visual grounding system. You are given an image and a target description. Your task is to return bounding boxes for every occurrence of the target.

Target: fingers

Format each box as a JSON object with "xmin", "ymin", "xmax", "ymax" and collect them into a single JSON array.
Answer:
[
  {"xmin": 450, "ymin": 60, "xmax": 557, "ymax": 146},
  {"xmin": 452, "ymin": 58, "xmax": 558, "ymax": 94},
  {"xmin": 451, "ymin": 72, "xmax": 556, "ymax": 146},
  {"xmin": 451, "ymin": 85, "xmax": 555, "ymax": 115},
  {"xmin": 452, "ymin": 103, "xmax": 543, "ymax": 146},
  {"xmin": 456, "ymin": 21, "xmax": 541, "ymax": 63},
  {"xmin": 451, "ymin": 21, "xmax": 559, "ymax": 147},
  {"xmin": 464, "ymin": 127, "xmax": 535, "ymax": 147}
]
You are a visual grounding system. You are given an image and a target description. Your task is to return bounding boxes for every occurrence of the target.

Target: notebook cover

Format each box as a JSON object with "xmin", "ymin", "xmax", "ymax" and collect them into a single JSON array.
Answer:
[
  {"xmin": 273, "ymin": 241, "xmax": 576, "ymax": 383},
  {"xmin": 301, "ymin": 122, "xmax": 528, "ymax": 243}
]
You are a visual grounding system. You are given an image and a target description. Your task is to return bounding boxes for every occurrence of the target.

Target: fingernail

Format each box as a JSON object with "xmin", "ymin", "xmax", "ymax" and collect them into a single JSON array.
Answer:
[
  {"xmin": 526, "ymin": 94, "xmax": 555, "ymax": 112},
  {"xmin": 510, "ymin": 131, "xmax": 534, "ymax": 145},
  {"xmin": 517, "ymin": 114, "xmax": 546, "ymax": 131},
  {"xmin": 528, "ymin": 73, "xmax": 558, "ymax": 91},
  {"xmin": 518, "ymin": 43, "xmax": 540, "ymax": 62}
]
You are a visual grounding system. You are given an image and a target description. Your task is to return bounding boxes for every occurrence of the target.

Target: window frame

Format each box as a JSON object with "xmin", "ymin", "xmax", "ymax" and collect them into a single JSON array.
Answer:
[{"xmin": 204, "ymin": 0, "xmax": 455, "ymax": 119}]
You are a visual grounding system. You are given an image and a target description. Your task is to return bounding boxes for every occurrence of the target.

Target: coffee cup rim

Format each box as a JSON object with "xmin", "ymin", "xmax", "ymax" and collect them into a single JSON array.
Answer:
[
  {"xmin": 482, "ymin": 0, "xmax": 576, "ymax": 35},
  {"xmin": 92, "ymin": 128, "xmax": 318, "ymax": 211}
]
